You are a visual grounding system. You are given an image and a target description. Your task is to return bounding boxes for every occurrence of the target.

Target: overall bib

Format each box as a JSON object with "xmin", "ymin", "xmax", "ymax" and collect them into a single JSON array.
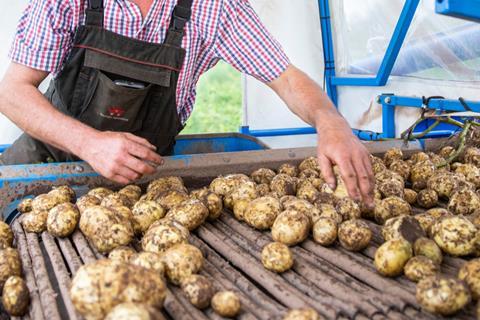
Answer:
[{"xmin": 0, "ymin": 0, "xmax": 192, "ymax": 164}]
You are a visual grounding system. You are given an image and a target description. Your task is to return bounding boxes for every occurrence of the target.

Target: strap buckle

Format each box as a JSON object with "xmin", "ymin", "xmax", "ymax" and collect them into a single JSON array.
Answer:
[{"xmin": 172, "ymin": 6, "xmax": 191, "ymax": 30}]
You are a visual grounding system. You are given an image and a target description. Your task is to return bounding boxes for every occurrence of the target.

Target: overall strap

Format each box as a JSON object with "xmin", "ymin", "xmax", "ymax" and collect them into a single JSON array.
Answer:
[
  {"xmin": 85, "ymin": 0, "xmax": 104, "ymax": 27},
  {"xmin": 165, "ymin": 0, "xmax": 193, "ymax": 46}
]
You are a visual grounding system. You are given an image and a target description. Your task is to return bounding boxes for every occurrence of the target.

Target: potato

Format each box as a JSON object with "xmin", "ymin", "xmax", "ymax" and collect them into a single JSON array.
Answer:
[
  {"xmin": 299, "ymin": 157, "xmax": 320, "ymax": 172},
  {"xmin": 416, "ymin": 276, "xmax": 470, "ymax": 316},
  {"xmin": 389, "ymin": 160, "xmax": 411, "ymax": 181},
  {"xmin": 211, "ymin": 291, "xmax": 241, "ymax": 318},
  {"xmin": 425, "ymin": 207, "xmax": 451, "ymax": 219},
  {"xmin": 375, "ymin": 169, "xmax": 404, "ymax": 186},
  {"xmin": 284, "ymin": 199, "xmax": 321, "ymax": 224},
  {"xmin": 374, "ymin": 196, "xmax": 412, "ymax": 225},
  {"xmin": 79, "ymin": 206, "xmax": 134, "ymax": 253},
  {"xmin": 108, "ymin": 246, "xmax": 136, "ymax": 263},
  {"xmin": 458, "ymin": 259, "xmax": 480, "ymax": 300},
  {"xmin": 384, "ymin": 148, "xmax": 403, "ymax": 167},
  {"xmin": 370, "ymin": 156, "xmax": 386, "ymax": 175},
  {"xmin": 0, "ymin": 248, "xmax": 21, "ymax": 291},
  {"xmin": 468, "ymin": 210, "xmax": 480, "ymax": 228},
  {"xmin": 403, "ymin": 188, "xmax": 417, "ymax": 205},
  {"xmin": 162, "ymin": 243, "xmax": 203, "ymax": 285},
  {"xmin": 378, "ymin": 179, "xmax": 404, "ymax": 199},
  {"xmin": 427, "ymin": 171, "xmax": 466, "ymax": 199},
  {"xmin": 447, "ymin": 188, "xmax": 480, "ymax": 215},
  {"xmin": 141, "ymin": 219, "xmax": 189, "ymax": 253},
  {"xmin": 317, "ymin": 203, "xmax": 342, "ymax": 224},
  {"xmin": 413, "ymin": 237, "xmax": 443, "ymax": 265},
  {"xmin": 87, "ymin": 187, "xmax": 114, "ymax": 201},
  {"xmin": 338, "ymin": 219, "xmax": 371, "ymax": 251},
  {"xmin": 209, "ymin": 174, "xmax": 251, "ymax": 196},
  {"xmin": 48, "ymin": 186, "xmax": 75, "ymax": 204},
  {"xmin": 374, "ymin": 239, "xmax": 412, "ymax": 277},
  {"xmin": 416, "ymin": 189, "xmax": 438, "ymax": 209},
  {"xmin": 432, "ymin": 215, "xmax": 477, "ymax": 256},
  {"xmin": 465, "ymin": 147, "xmax": 480, "ymax": 167},
  {"xmin": 21, "ymin": 210, "xmax": 48, "ymax": 233},
  {"xmin": 244, "ymin": 196, "xmax": 282, "ymax": 230},
  {"xmin": 31, "ymin": 193, "xmax": 59, "ymax": 212},
  {"xmin": 271, "ymin": 210, "xmax": 311, "ymax": 246},
  {"xmin": 410, "ymin": 160, "xmax": 436, "ymax": 191},
  {"xmin": 283, "ymin": 308, "xmax": 320, "ymax": 320},
  {"xmin": 224, "ymin": 181, "xmax": 258, "ymax": 210},
  {"xmin": 335, "ymin": 198, "xmax": 361, "ymax": 221},
  {"xmin": 166, "ymin": 199, "xmax": 209, "ymax": 231},
  {"xmin": 2, "ymin": 276, "xmax": 29, "ymax": 316},
  {"xmin": 256, "ymin": 183, "xmax": 271, "ymax": 197},
  {"xmin": 105, "ymin": 303, "xmax": 165, "ymax": 320},
  {"xmin": 232, "ymin": 199, "xmax": 250, "ymax": 222},
  {"xmin": 101, "ymin": 193, "xmax": 134, "ymax": 209},
  {"xmin": 190, "ymin": 188, "xmax": 223, "ymax": 221},
  {"xmin": 251, "ymin": 168, "xmax": 276, "ymax": 184},
  {"xmin": 382, "ymin": 215, "xmax": 425, "ymax": 243},
  {"xmin": 47, "ymin": 202, "xmax": 80, "ymax": 237},
  {"xmin": 70, "ymin": 260, "xmax": 166, "ymax": 320},
  {"xmin": 181, "ymin": 274, "xmax": 214, "ymax": 309},
  {"xmin": 0, "ymin": 222, "xmax": 13, "ymax": 249},
  {"xmin": 315, "ymin": 192, "xmax": 336, "ymax": 206},
  {"xmin": 296, "ymin": 181, "xmax": 319, "ymax": 203},
  {"xmin": 156, "ymin": 190, "xmax": 189, "ymax": 211},
  {"xmin": 438, "ymin": 146, "xmax": 455, "ymax": 159},
  {"xmin": 76, "ymin": 194, "xmax": 101, "ymax": 214},
  {"xmin": 131, "ymin": 200, "xmax": 165, "ymax": 235},
  {"xmin": 147, "ymin": 177, "xmax": 185, "ymax": 197},
  {"xmin": 298, "ymin": 169, "xmax": 320, "ymax": 180},
  {"xmin": 270, "ymin": 174, "xmax": 297, "ymax": 197},
  {"xmin": 261, "ymin": 242, "xmax": 294, "ymax": 273},
  {"xmin": 409, "ymin": 152, "xmax": 430, "ymax": 164},
  {"xmin": 312, "ymin": 217, "xmax": 337, "ymax": 246},
  {"xmin": 17, "ymin": 198, "xmax": 32, "ymax": 213},
  {"xmin": 413, "ymin": 214, "xmax": 437, "ymax": 237},
  {"xmin": 278, "ymin": 163, "xmax": 298, "ymax": 177},
  {"xmin": 129, "ymin": 252, "xmax": 165, "ymax": 276},
  {"xmin": 404, "ymin": 256, "xmax": 439, "ymax": 282},
  {"xmin": 455, "ymin": 163, "xmax": 480, "ymax": 188},
  {"xmin": 118, "ymin": 185, "xmax": 142, "ymax": 202}
]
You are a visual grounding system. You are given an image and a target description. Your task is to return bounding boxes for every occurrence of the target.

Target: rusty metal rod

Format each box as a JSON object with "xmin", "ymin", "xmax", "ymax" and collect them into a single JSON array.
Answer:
[
  {"xmin": 71, "ymin": 230, "xmax": 96, "ymax": 264},
  {"xmin": 163, "ymin": 289, "xmax": 195, "ymax": 320},
  {"xmin": 190, "ymin": 236, "xmax": 283, "ymax": 315},
  {"xmin": 41, "ymin": 232, "xmax": 80, "ymax": 320},
  {"xmin": 24, "ymin": 232, "xmax": 62, "ymax": 320},
  {"xmin": 56, "ymin": 238, "xmax": 82, "ymax": 274},
  {"xmin": 208, "ymin": 222, "xmax": 362, "ymax": 318},
  {"xmin": 11, "ymin": 221, "xmax": 45, "ymax": 320},
  {"xmin": 196, "ymin": 225, "xmax": 337, "ymax": 319}
]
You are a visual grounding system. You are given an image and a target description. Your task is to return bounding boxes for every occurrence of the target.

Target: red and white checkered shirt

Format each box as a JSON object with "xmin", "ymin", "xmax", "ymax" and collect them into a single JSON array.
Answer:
[{"xmin": 9, "ymin": 0, "xmax": 290, "ymax": 123}]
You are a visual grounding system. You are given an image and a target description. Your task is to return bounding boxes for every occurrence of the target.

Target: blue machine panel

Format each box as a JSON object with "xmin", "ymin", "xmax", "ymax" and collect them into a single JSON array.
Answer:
[{"xmin": 436, "ymin": 0, "xmax": 480, "ymax": 22}]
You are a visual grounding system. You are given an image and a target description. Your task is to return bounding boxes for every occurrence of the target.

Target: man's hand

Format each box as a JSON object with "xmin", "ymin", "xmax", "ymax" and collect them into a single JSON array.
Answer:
[
  {"xmin": 267, "ymin": 64, "xmax": 375, "ymax": 207},
  {"xmin": 78, "ymin": 131, "xmax": 164, "ymax": 184}
]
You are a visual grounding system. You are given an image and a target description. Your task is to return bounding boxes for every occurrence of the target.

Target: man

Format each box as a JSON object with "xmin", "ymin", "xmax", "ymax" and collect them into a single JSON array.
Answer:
[{"xmin": 0, "ymin": 0, "xmax": 374, "ymax": 207}]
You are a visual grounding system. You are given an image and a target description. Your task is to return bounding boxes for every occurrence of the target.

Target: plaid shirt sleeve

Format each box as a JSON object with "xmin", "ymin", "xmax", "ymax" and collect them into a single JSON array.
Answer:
[
  {"xmin": 9, "ymin": 0, "xmax": 75, "ymax": 73},
  {"xmin": 213, "ymin": 0, "xmax": 290, "ymax": 83}
]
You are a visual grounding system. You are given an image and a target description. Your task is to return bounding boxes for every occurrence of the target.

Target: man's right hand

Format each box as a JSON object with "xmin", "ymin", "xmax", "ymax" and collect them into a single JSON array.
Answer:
[{"xmin": 78, "ymin": 131, "xmax": 164, "ymax": 184}]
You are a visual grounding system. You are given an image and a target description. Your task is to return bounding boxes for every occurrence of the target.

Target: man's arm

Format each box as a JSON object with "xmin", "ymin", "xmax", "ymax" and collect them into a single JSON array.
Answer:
[
  {"xmin": 268, "ymin": 65, "xmax": 375, "ymax": 207},
  {"xmin": 0, "ymin": 63, "xmax": 163, "ymax": 184}
]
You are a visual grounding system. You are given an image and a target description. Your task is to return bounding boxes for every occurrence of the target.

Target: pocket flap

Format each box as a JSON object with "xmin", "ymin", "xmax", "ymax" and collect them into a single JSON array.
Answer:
[{"xmin": 84, "ymin": 50, "xmax": 171, "ymax": 87}]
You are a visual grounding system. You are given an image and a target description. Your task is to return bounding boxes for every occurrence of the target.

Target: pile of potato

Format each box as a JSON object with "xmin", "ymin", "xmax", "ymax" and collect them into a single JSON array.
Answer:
[{"xmin": 371, "ymin": 146, "xmax": 480, "ymax": 316}]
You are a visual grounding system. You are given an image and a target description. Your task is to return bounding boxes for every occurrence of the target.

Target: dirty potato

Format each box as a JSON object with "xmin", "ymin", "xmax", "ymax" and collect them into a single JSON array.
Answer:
[
  {"xmin": 427, "ymin": 171, "xmax": 467, "ymax": 199},
  {"xmin": 370, "ymin": 156, "xmax": 386, "ymax": 175},
  {"xmin": 47, "ymin": 202, "xmax": 80, "ymax": 237},
  {"xmin": 284, "ymin": 199, "xmax": 321, "ymax": 224},
  {"xmin": 378, "ymin": 179, "xmax": 404, "ymax": 199},
  {"xmin": 79, "ymin": 206, "xmax": 134, "ymax": 253},
  {"xmin": 108, "ymin": 246, "xmax": 136, "ymax": 263},
  {"xmin": 270, "ymin": 174, "xmax": 297, "ymax": 197},
  {"xmin": 374, "ymin": 238, "xmax": 412, "ymax": 277},
  {"xmin": 2, "ymin": 276, "xmax": 29, "ymax": 316},
  {"xmin": 432, "ymin": 215, "xmax": 477, "ymax": 256},
  {"xmin": 389, "ymin": 160, "xmax": 411, "ymax": 181},
  {"xmin": 181, "ymin": 274, "xmax": 214, "ymax": 309},
  {"xmin": 299, "ymin": 157, "xmax": 320, "ymax": 172},
  {"xmin": 118, "ymin": 185, "xmax": 142, "ymax": 202},
  {"xmin": 384, "ymin": 148, "xmax": 403, "ymax": 168},
  {"xmin": 416, "ymin": 189, "xmax": 438, "ymax": 209},
  {"xmin": 76, "ymin": 194, "xmax": 101, "ymax": 214},
  {"xmin": 455, "ymin": 164, "xmax": 480, "ymax": 188},
  {"xmin": 17, "ymin": 198, "xmax": 32, "ymax": 213},
  {"xmin": 338, "ymin": 219, "xmax": 371, "ymax": 251},
  {"xmin": 131, "ymin": 200, "xmax": 165, "ymax": 235},
  {"xmin": 21, "ymin": 210, "xmax": 48, "ymax": 233},
  {"xmin": 335, "ymin": 198, "xmax": 361, "ymax": 221},
  {"xmin": 101, "ymin": 193, "xmax": 134, "ymax": 209},
  {"xmin": 190, "ymin": 188, "xmax": 223, "ymax": 221},
  {"xmin": 244, "ymin": 196, "xmax": 282, "ymax": 230},
  {"xmin": 403, "ymin": 188, "xmax": 417, "ymax": 205},
  {"xmin": 413, "ymin": 237, "xmax": 443, "ymax": 265},
  {"xmin": 416, "ymin": 276, "xmax": 470, "ymax": 316},
  {"xmin": 312, "ymin": 217, "xmax": 337, "ymax": 246},
  {"xmin": 31, "ymin": 194, "xmax": 59, "ymax": 212},
  {"xmin": 166, "ymin": 199, "xmax": 209, "ymax": 231},
  {"xmin": 129, "ymin": 252, "xmax": 165, "ymax": 276},
  {"xmin": 0, "ymin": 248, "xmax": 22, "ymax": 291},
  {"xmin": 142, "ymin": 219, "xmax": 189, "ymax": 253},
  {"xmin": 104, "ymin": 303, "xmax": 164, "ymax": 320},
  {"xmin": 0, "ymin": 222, "xmax": 13, "ymax": 249},
  {"xmin": 232, "ymin": 199, "xmax": 250, "ymax": 222},
  {"xmin": 156, "ymin": 190, "xmax": 189, "ymax": 211},
  {"xmin": 211, "ymin": 291, "xmax": 241, "ymax": 318},
  {"xmin": 296, "ymin": 181, "xmax": 319, "ymax": 203},
  {"xmin": 278, "ymin": 163, "xmax": 298, "ymax": 177},
  {"xmin": 283, "ymin": 308, "xmax": 320, "ymax": 320},
  {"xmin": 464, "ymin": 147, "xmax": 480, "ymax": 167},
  {"xmin": 413, "ymin": 214, "xmax": 437, "ymax": 238},
  {"xmin": 209, "ymin": 174, "xmax": 251, "ymax": 197},
  {"xmin": 404, "ymin": 256, "xmax": 439, "ymax": 282},
  {"xmin": 382, "ymin": 215, "xmax": 425, "ymax": 243},
  {"xmin": 458, "ymin": 259, "xmax": 480, "ymax": 300},
  {"xmin": 251, "ymin": 168, "xmax": 276, "ymax": 185},
  {"xmin": 317, "ymin": 203, "xmax": 342, "ymax": 224},
  {"xmin": 256, "ymin": 183, "xmax": 271, "ymax": 197},
  {"xmin": 374, "ymin": 196, "xmax": 412, "ymax": 225},
  {"xmin": 410, "ymin": 160, "xmax": 436, "ymax": 191},
  {"xmin": 447, "ymin": 188, "xmax": 480, "ymax": 215},
  {"xmin": 261, "ymin": 242, "xmax": 294, "ymax": 273},
  {"xmin": 87, "ymin": 187, "xmax": 114, "ymax": 201},
  {"xmin": 271, "ymin": 210, "xmax": 311, "ymax": 246},
  {"xmin": 162, "ymin": 243, "xmax": 204, "ymax": 285},
  {"xmin": 223, "ymin": 181, "xmax": 258, "ymax": 210}
]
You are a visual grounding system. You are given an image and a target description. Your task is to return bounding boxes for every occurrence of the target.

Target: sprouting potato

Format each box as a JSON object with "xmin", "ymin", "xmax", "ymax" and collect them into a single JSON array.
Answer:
[
  {"xmin": 261, "ymin": 242, "xmax": 294, "ymax": 273},
  {"xmin": 374, "ymin": 196, "xmax": 412, "ymax": 225},
  {"xmin": 403, "ymin": 256, "xmax": 439, "ymax": 282},
  {"xmin": 416, "ymin": 189, "xmax": 438, "ymax": 209},
  {"xmin": 2, "ymin": 276, "xmax": 29, "ymax": 316},
  {"xmin": 278, "ymin": 163, "xmax": 298, "ymax": 177},
  {"xmin": 338, "ymin": 219, "xmax": 371, "ymax": 252},
  {"xmin": 413, "ymin": 237, "xmax": 443, "ymax": 265},
  {"xmin": 211, "ymin": 291, "xmax": 241, "ymax": 318},
  {"xmin": 432, "ymin": 215, "xmax": 478, "ymax": 256},
  {"xmin": 374, "ymin": 238, "xmax": 412, "ymax": 277},
  {"xmin": 416, "ymin": 276, "xmax": 471, "ymax": 316},
  {"xmin": 108, "ymin": 246, "xmax": 136, "ymax": 263},
  {"xmin": 162, "ymin": 243, "xmax": 204, "ymax": 285},
  {"xmin": 335, "ymin": 198, "xmax": 361, "ymax": 221},
  {"xmin": 166, "ymin": 199, "xmax": 209, "ymax": 231},
  {"xmin": 312, "ymin": 217, "xmax": 337, "ymax": 246},
  {"xmin": 447, "ymin": 188, "xmax": 480, "ymax": 215},
  {"xmin": 142, "ymin": 219, "xmax": 189, "ymax": 254},
  {"xmin": 47, "ymin": 202, "xmax": 80, "ymax": 237},
  {"xmin": 271, "ymin": 210, "xmax": 311, "ymax": 246},
  {"xmin": 251, "ymin": 168, "xmax": 276, "ymax": 185},
  {"xmin": 244, "ymin": 196, "xmax": 282, "ymax": 230},
  {"xmin": 181, "ymin": 274, "xmax": 214, "ymax": 309}
]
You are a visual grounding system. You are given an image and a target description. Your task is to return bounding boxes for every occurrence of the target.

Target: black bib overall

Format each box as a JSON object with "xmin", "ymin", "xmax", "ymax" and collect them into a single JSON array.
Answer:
[{"xmin": 0, "ymin": 0, "xmax": 192, "ymax": 164}]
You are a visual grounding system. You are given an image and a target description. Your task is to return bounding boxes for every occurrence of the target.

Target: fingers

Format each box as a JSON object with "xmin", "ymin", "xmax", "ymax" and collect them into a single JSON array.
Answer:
[
  {"xmin": 126, "ymin": 140, "xmax": 164, "ymax": 165},
  {"xmin": 353, "ymin": 152, "xmax": 375, "ymax": 207},
  {"xmin": 123, "ymin": 154, "xmax": 157, "ymax": 175},
  {"xmin": 336, "ymin": 159, "xmax": 361, "ymax": 201},
  {"xmin": 318, "ymin": 154, "xmax": 336, "ymax": 189},
  {"xmin": 110, "ymin": 175, "xmax": 131, "ymax": 185},
  {"xmin": 124, "ymin": 133, "xmax": 156, "ymax": 150}
]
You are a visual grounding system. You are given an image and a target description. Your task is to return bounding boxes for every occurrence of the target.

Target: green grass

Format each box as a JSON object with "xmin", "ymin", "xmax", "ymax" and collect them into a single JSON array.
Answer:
[{"xmin": 182, "ymin": 61, "xmax": 242, "ymax": 134}]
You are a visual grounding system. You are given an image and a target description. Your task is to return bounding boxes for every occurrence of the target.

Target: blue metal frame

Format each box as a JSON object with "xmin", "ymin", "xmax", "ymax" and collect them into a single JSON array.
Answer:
[{"xmin": 436, "ymin": 0, "xmax": 480, "ymax": 22}]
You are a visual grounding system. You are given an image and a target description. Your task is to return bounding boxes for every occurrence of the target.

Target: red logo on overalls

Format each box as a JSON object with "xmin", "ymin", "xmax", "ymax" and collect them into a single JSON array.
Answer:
[{"xmin": 108, "ymin": 106, "xmax": 125, "ymax": 117}]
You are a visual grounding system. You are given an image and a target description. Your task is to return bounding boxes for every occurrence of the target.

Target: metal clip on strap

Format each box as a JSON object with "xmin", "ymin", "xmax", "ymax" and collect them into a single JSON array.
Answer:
[{"xmin": 86, "ymin": 0, "xmax": 104, "ymax": 27}]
